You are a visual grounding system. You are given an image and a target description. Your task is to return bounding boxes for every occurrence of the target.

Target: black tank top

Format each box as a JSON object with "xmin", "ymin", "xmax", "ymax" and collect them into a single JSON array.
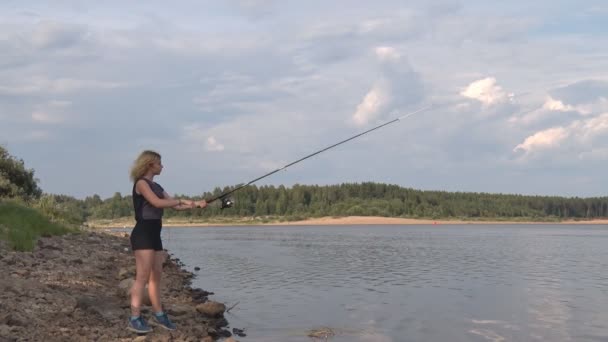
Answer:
[{"xmin": 133, "ymin": 178, "xmax": 165, "ymax": 221}]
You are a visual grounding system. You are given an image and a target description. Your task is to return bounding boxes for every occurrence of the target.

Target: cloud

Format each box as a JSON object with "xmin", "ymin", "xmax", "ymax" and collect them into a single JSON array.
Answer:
[
  {"xmin": 30, "ymin": 100, "xmax": 72, "ymax": 124},
  {"xmin": 353, "ymin": 82, "xmax": 391, "ymax": 126},
  {"xmin": 205, "ymin": 136, "xmax": 225, "ymax": 151},
  {"xmin": 513, "ymin": 113, "xmax": 608, "ymax": 156},
  {"xmin": 296, "ymin": 11, "xmax": 424, "ymax": 65},
  {"xmin": 352, "ymin": 46, "xmax": 423, "ymax": 126},
  {"xmin": 550, "ymin": 80, "xmax": 608, "ymax": 106},
  {"xmin": 375, "ymin": 46, "xmax": 401, "ymax": 62},
  {"xmin": 182, "ymin": 125, "xmax": 226, "ymax": 152},
  {"xmin": 542, "ymin": 96, "xmax": 575, "ymax": 112},
  {"xmin": 508, "ymin": 78, "xmax": 608, "ymax": 128},
  {"xmin": 30, "ymin": 21, "xmax": 91, "ymax": 50},
  {"xmin": 508, "ymin": 96, "xmax": 580, "ymax": 127},
  {"xmin": 0, "ymin": 1, "xmax": 607, "ymax": 198},
  {"xmin": 0, "ymin": 77, "xmax": 125, "ymax": 95},
  {"xmin": 461, "ymin": 77, "xmax": 513, "ymax": 106},
  {"xmin": 513, "ymin": 127, "xmax": 569, "ymax": 154}
]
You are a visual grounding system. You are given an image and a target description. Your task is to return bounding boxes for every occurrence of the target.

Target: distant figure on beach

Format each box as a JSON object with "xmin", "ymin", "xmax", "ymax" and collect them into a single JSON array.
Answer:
[{"xmin": 127, "ymin": 150, "xmax": 207, "ymax": 333}]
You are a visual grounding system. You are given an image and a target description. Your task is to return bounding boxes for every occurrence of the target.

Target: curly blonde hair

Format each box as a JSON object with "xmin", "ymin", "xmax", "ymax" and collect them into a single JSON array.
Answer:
[{"xmin": 130, "ymin": 150, "xmax": 161, "ymax": 182}]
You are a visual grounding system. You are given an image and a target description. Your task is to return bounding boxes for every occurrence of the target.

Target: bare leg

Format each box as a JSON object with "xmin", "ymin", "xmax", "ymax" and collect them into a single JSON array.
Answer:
[
  {"xmin": 148, "ymin": 250, "xmax": 166, "ymax": 313},
  {"xmin": 130, "ymin": 249, "xmax": 155, "ymax": 316}
]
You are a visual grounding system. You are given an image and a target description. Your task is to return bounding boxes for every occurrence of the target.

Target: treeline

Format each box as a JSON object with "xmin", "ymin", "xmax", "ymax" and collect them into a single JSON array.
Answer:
[
  {"xmin": 50, "ymin": 183, "xmax": 608, "ymax": 222},
  {"xmin": 3, "ymin": 145, "xmax": 608, "ymax": 225}
]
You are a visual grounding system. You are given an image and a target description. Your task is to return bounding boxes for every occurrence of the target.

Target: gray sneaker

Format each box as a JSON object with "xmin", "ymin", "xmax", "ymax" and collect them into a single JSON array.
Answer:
[{"xmin": 127, "ymin": 316, "xmax": 152, "ymax": 334}]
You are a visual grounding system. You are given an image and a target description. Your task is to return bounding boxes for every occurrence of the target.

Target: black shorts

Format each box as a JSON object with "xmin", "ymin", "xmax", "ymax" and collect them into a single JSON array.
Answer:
[{"xmin": 130, "ymin": 219, "xmax": 163, "ymax": 251}]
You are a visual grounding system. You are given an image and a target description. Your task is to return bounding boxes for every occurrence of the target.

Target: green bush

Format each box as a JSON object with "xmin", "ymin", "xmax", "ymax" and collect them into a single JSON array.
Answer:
[{"xmin": 0, "ymin": 201, "xmax": 73, "ymax": 251}]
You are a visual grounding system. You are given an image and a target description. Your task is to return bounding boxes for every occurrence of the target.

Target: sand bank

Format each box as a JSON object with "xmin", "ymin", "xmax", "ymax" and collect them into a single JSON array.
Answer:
[{"xmin": 91, "ymin": 216, "xmax": 608, "ymax": 228}]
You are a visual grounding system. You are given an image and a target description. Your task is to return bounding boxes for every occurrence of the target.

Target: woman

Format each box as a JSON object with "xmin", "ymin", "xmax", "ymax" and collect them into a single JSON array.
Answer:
[{"xmin": 127, "ymin": 150, "xmax": 207, "ymax": 333}]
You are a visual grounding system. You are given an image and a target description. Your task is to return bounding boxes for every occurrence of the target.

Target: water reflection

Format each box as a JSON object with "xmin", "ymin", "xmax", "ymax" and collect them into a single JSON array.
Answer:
[{"xmin": 162, "ymin": 225, "xmax": 608, "ymax": 342}]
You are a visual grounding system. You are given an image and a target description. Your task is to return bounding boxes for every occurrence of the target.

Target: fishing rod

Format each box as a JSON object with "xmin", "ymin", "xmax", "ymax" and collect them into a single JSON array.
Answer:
[{"xmin": 206, "ymin": 105, "xmax": 432, "ymax": 209}]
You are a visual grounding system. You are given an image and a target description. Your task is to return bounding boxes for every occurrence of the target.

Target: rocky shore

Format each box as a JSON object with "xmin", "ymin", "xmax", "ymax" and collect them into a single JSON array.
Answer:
[{"xmin": 0, "ymin": 231, "xmax": 237, "ymax": 341}]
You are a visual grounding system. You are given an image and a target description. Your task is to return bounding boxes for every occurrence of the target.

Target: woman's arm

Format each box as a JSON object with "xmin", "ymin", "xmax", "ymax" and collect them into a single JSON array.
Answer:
[
  {"xmin": 195, "ymin": 200, "xmax": 208, "ymax": 209},
  {"xmin": 136, "ymin": 180, "xmax": 181, "ymax": 209},
  {"xmin": 163, "ymin": 191, "xmax": 196, "ymax": 210}
]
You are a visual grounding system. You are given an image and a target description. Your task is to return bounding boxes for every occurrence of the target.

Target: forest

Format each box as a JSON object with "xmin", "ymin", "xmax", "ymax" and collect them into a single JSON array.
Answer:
[{"xmin": 2, "ymin": 145, "xmax": 607, "ymax": 225}]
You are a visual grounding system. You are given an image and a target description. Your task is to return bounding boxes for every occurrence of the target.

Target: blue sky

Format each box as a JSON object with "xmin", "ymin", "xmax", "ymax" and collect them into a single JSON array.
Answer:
[{"xmin": 1, "ymin": 0, "xmax": 607, "ymax": 199}]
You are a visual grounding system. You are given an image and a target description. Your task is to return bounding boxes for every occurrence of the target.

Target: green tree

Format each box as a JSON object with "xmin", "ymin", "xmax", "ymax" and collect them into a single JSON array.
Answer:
[{"xmin": 0, "ymin": 146, "xmax": 42, "ymax": 200}]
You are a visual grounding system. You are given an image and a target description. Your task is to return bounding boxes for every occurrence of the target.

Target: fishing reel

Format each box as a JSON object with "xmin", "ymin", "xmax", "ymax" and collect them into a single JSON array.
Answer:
[{"xmin": 220, "ymin": 196, "xmax": 234, "ymax": 209}]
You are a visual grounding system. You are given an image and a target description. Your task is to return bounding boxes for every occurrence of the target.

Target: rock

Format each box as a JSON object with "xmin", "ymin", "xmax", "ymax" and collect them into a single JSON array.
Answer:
[
  {"xmin": 225, "ymin": 338, "xmax": 239, "ymax": 342},
  {"xmin": 194, "ymin": 267, "xmax": 200, "ymax": 271},
  {"xmin": 215, "ymin": 317, "xmax": 229, "ymax": 328},
  {"xmin": 195, "ymin": 301, "xmax": 226, "ymax": 317},
  {"xmin": 4, "ymin": 255, "xmax": 16, "ymax": 266},
  {"xmin": 308, "ymin": 327, "xmax": 336, "ymax": 340},
  {"xmin": 0, "ymin": 231, "xmax": 229, "ymax": 341},
  {"xmin": 75, "ymin": 296, "xmax": 124, "ymax": 321},
  {"xmin": 133, "ymin": 336, "xmax": 147, "ymax": 342},
  {"xmin": 117, "ymin": 267, "xmax": 134, "ymax": 280},
  {"xmin": 0, "ymin": 313, "xmax": 26, "ymax": 327},
  {"xmin": 118, "ymin": 278, "xmax": 134, "ymax": 293},
  {"xmin": 12, "ymin": 269, "xmax": 29, "ymax": 277},
  {"xmin": 0, "ymin": 324, "xmax": 15, "ymax": 340},
  {"xmin": 232, "ymin": 327, "xmax": 246, "ymax": 337},
  {"xmin": 191, "ymin": 288, "xmax": 213, "ymax": 303},
  {"xmin": 167, "ymin": 304, "xmax": 194, "ymax": 316},
  {"xmin": 71, "ymin": 258, "xmax": 83, "ymax": 265}
]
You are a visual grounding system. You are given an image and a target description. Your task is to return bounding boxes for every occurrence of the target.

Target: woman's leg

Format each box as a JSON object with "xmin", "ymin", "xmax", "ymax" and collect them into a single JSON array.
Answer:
[
  {"xmin": 148, "ymin": 250, "xmax": 166, "ymax": 313},
  {"xmin": 130, "ymin": 249, "xmax": 155, "ymax": 316}
]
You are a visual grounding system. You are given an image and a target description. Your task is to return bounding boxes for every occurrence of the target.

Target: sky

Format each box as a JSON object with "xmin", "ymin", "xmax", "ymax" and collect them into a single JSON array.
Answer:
[{"xmin": 1, "ymin": 0, "xmax": 607, "ymax": 199}]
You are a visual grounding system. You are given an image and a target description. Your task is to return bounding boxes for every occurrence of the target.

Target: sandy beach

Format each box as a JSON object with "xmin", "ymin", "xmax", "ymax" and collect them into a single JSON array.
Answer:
[
  {"xmin": 90, "ymin": 216, "xmax": 608, "ymax": 228},
  {"xmin": 270, "ymin": 216, "xmax": 608, "ymax": 225}
]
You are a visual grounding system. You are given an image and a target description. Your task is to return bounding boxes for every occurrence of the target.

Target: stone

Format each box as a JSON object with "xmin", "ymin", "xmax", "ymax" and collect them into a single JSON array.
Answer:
[
  {"xmin": 0, "ymin": 231, "xmax": 229, "ymax": 340},
  {"xmin": 195, "ymin": 301, "xmax": 226, "ymax": 317}
]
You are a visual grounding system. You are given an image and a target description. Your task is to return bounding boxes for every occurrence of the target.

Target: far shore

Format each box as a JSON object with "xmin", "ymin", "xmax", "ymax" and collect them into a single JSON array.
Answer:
[{"xmin": 88, "ymin": 216, "xmax": 608, "ymax": 228}]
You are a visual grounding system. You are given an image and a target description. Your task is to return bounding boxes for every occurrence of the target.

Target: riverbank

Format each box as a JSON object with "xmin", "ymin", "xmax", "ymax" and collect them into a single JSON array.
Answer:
[
  {"xmin": 88, "ymin": 215, "xmax": 608, "ymax": 228},
  {"xmin": 0, "ymin": 230, "xmax": 237, "ymax": 341}
]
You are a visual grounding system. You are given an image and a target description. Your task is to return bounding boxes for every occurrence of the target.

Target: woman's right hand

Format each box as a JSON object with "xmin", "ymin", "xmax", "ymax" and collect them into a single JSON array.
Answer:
[{"xmin": 179, "ymin": 199, "xmax": 196, "ymax": 208}]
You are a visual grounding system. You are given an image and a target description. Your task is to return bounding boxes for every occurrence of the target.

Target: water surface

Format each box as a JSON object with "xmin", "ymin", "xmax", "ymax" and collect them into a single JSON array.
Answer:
[{"xmin": 161, "ymin": 224, "xmax": 608, "ymax": 341}]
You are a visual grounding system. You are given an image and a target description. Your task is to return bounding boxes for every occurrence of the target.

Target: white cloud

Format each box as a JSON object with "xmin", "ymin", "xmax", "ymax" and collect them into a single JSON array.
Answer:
[
  {"xmin": 514, "ymin": 113, "xmax": 608, "ymax": 156},
  {"xmin": 1, "ymin": 1, "xmax": 607, "ymax": 197},
  {"xmin": 513, "ymin": 127, "xmax": 569, "ymax": 154},
  {"xmin": 375, "ymin": 46, "xmax": 401, "ymax": 62},
  {"xmin": 542, "ymin": 96, "xmax": 574, "ymax": 112},
  {"xmin": 353, "ymin": 82, "xmax": 390, "ymax": 126},
  {"xmin": 206, "ymin": 136, "xmax": 225, "ymax": 151},
  {"xmin": 578, "ymin": 112, "xmax": 608, "ymax": 141},
  {"xmin": 182, "ymin": 125, "xmax": 226, "ymax": 152},
  {"xmin": 461, "ymin": 77, "xmax": 513, "ymax": 106},
  {"xmin": 352, "ymin": 45, "xmax": 422, "ymax": 126}
]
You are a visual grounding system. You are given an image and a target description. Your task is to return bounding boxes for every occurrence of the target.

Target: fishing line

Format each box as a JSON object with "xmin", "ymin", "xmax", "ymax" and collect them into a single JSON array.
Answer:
[{"xmin": 206, "ymin": 105, "xmax": 433, "ymax": 208}]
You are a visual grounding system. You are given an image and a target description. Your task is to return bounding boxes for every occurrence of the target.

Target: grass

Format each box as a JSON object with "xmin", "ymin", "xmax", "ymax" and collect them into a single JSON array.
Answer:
[{"xmin": 0, "ymin": 200, "xmax": 74, "ymax": 251}]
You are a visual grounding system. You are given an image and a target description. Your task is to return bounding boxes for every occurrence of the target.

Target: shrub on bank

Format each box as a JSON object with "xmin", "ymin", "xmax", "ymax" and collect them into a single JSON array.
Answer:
[{"xmin": 0, "ymin": 200, "xmax": 73, "ymax": 251}]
